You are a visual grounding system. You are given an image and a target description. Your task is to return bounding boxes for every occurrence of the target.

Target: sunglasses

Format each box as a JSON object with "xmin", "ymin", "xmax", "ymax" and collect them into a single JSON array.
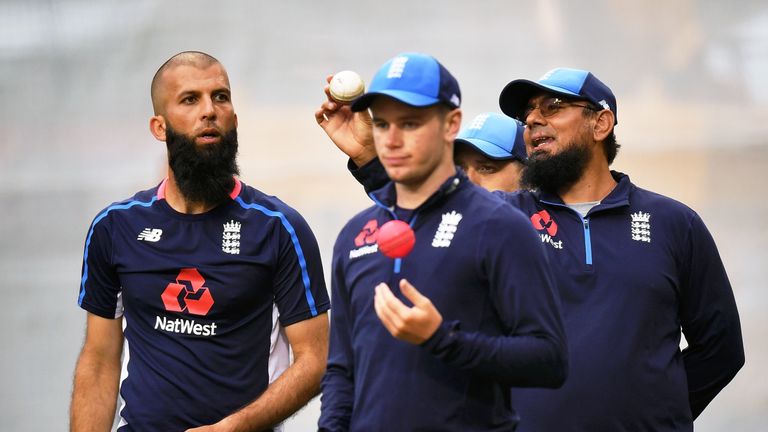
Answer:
[{"xmin": 519, "ymin": 97, "xmax": 599, "ymax": 122}]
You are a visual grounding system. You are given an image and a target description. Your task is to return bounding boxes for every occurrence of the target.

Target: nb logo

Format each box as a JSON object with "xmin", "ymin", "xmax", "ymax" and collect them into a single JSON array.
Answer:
[{"xmin": 137, "ymin": 228, "xmax": 163, "ymax": 242}]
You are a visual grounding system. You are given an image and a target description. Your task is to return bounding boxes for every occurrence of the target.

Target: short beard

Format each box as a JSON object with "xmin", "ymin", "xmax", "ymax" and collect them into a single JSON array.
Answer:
[
  {"xmin": 521, "ymin": 142, "xmax": 590, "ymax": 195},
  {"xmin": 166, "ymin": 125, "xmax": 240, "ymax": 206}
]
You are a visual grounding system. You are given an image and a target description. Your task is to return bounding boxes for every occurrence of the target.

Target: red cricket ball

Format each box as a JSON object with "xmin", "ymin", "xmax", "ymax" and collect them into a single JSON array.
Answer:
[{"xmin": 377, "ymin": 220, "xmax": 416, "ymax": 259}]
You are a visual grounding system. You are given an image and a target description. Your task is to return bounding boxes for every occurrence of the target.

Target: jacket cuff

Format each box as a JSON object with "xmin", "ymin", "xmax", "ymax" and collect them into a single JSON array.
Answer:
[{"xmin": 421, "ymin": 320, "xmax": 461, "ymax": 354}]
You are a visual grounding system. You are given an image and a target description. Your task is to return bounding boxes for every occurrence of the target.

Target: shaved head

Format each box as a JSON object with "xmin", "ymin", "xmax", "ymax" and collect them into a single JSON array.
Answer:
[{"xmin": 150, "ymin": 51, "xmax": 227, "ymax": 114}]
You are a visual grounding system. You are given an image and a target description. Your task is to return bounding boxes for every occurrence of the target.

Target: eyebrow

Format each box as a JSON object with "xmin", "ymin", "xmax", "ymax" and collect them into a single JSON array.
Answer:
[{"xmin": 175, "ymin": 87, "xmax": 231, "ymax": 99}]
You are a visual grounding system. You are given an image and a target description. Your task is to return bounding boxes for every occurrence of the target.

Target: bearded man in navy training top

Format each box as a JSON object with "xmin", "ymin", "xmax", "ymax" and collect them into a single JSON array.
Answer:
[
  {"xmin": 315, "ymin": 52, "xmax": 567, "ymax": 431},
  {"xmin": 70, "ymin": 51, "xmax": 330, "ymax": 431},
  {"xmin": 325, "ymin": 65, "xmax": 745, "ymax": 431}
]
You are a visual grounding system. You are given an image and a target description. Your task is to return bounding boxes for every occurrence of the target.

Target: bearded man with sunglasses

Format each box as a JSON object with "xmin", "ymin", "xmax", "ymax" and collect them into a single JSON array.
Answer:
[{"xmin": 323, "ymin": 67, "xmax": 744, "ymax": 431}]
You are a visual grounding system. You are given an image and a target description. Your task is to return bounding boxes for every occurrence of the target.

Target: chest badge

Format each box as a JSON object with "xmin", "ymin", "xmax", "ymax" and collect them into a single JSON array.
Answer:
[
  {"xmin": 222, "ymin": 220, "xmax": 242, "ymax": 254},
  {"xmin": 432, "ymin": 211, "xmax": 463, "ymax": 248},
  {"xmin": 630, "ymin": 211, "xmax": 651, "ymax": 243}
]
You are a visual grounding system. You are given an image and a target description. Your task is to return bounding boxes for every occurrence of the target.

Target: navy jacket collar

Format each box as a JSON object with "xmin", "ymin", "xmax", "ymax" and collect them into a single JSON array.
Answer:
[
  {"xmin": 535, "ymin": 171, "xmax": 632, "ymax": 211},
  {"xmin": 368, "ymin": 169, "xmax": 468, "ymax": 215}
]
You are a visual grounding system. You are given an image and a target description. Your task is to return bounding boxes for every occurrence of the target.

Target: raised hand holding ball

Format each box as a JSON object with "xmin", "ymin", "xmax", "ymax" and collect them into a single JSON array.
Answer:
[{"xmin": 329, "ymin": 70, "xmax": 365, "ymax": 103}]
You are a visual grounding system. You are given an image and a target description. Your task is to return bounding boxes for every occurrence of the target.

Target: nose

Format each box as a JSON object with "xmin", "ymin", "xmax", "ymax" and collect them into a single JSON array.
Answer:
[
  {"xmin": 524, "ymin": 105, "xmax": 545, "ymax": 128},
  {"xmin": 381, "ymin": 125, "xmax": 403, "ymax": 148},
  {"xmin": 200, "ymin": 96, "xmax": 217, "ymax": 121}
]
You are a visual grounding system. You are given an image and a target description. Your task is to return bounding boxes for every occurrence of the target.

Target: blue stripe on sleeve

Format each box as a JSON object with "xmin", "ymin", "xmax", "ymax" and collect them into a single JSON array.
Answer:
[
  {"xmin": 78, "ymin": 197, "xmax": 158, "ymax": 306},
  {"xmin": 235, "ymin": 197, "xmax": 318, "ymax": 316}
]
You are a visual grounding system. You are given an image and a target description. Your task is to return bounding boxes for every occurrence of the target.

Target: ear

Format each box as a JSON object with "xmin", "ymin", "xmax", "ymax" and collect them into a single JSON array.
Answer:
[
  {"xmin": 443, "ymin": 108, "xmax": 462, "ymax": 143},
  {"xmin": 149, "ymin": 115, "xmax": 167, "ymax": 142},
  {"xmin": 592, "ymin": 109, "xmax": 615, "ymax": 142}
]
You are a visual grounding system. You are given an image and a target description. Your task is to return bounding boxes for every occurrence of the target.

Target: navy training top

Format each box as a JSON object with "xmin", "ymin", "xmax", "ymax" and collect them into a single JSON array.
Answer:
[
  {"xmin": 503, "ymin": 172, "xmax": 743, "ymax": 431},
  {"xmin": 319, "ymin": 171, "xmax": 567, "ymax": 431},
  {"xmin": 78, "ymin": 178, "xmax": 330, "ymax": 430}
]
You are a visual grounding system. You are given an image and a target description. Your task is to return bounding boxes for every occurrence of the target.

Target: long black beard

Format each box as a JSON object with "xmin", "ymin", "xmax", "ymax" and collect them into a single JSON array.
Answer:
[
  {"xmin": 166, "ymin": 125, "xmax": 240, "ymax": 206},
  {"xmin": 521, "ymin": 142, "xmax": 590, "ymax": 194}
]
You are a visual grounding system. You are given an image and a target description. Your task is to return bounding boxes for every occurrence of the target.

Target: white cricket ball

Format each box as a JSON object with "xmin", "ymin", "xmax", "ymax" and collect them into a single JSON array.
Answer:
[{"xmin": 329, "ymin": 70, "xmax": 365, "ymax": 103}]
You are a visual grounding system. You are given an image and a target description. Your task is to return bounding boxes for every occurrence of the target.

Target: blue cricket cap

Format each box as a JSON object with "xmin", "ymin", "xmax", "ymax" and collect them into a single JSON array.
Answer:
[
  {"xmin": 351, "ymin": 52, "xmax": 461, "ymax": 112},
  {"xmin": 454, "ymin": 113, "xmax": 526, "ymax": 161},
  {"xmin": 499, "ymin": 67, "xmax": 618, "ymax": 124}
]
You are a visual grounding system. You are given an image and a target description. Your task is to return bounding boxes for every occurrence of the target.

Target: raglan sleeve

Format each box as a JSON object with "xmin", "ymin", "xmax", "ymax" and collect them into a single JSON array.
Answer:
[
  {"xmin": 272, "ymin": 207, "xmax": 330, "ymax": 326},
  {"xmin": 679, "ymin": 212, "xmax": 744, "ymax": 419},
  {"xmin": 318, "ymin": 236, "xmax": 356, "ymax": 431},
  {"xmin": 77, "ymin": 212, "xmax": 123, "ymax": 319},
  {"xmin": 421, "ymin": 204, "xmax": 568, "ymax": 388}
]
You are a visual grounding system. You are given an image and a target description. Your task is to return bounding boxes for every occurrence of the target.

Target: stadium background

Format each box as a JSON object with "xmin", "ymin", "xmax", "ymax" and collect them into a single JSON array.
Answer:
[{"xmin": 1, "ymin": 0, "xmax": 766, "ymax": 429}]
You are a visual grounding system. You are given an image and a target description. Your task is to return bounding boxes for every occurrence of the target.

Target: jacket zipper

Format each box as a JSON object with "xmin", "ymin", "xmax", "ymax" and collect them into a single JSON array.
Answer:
[
  {"xmin": 583, "ymin": 217, "xmax": 592, "ymax": 265},
  {"xmin": 541, "ymin": 200, "xmax": 593, "ymax": 267}
]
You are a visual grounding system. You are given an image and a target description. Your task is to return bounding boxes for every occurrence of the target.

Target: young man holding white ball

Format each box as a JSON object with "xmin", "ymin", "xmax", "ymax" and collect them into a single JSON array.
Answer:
[{"xmin": 315, "ymin": 52, "xmax": 568, "ymax": 431}]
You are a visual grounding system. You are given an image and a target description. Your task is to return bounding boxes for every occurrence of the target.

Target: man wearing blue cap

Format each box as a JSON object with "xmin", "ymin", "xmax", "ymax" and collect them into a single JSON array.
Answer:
[
  {"xmin": 454, "ymin": 112, "xmax": 527, "ymax": 192},
  {"xmin": 325, "ymin": 66, "xmax": 745, "ymax": 431},
  {"xmin": 497, "ymin": 68, "xmax": 743, "ymax": 431},
  {"xmin": 316, "ymin": 53, "xmax": 567, "ymax": 431}
]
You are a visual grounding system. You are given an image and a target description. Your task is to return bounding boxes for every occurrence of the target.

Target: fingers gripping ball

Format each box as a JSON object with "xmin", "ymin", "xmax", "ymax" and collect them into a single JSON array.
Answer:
[
  {"xmin": 377, "ymin": 220, "xmax": 416, "ymax": 259},
  {"xmin": 329, "ymin": 70, "xmax": 366, "ymax": 103}
]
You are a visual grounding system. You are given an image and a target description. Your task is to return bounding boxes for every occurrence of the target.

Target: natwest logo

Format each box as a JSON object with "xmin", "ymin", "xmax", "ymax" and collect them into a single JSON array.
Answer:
[
  {"xmin": 161, "ymin": 268, "xmax": 214, "ymax": 316},
  {"xmin": 530, "ymin": 210, "xmax": 563, "ymax": 250},
  {"xmin": 354, "ymin": 219, "xmax": 379, "ymax": 247},
  {"xmin": 531, "ymin": 210, "xmax": 558, "ymax": 236},
  {"xmin": 350, "ymin": 219, "xmax": 380, "ymax": 259}
]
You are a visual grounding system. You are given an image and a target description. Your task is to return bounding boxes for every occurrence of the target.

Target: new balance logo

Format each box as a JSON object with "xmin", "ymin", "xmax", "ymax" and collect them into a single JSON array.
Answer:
[
  {"xmin": 387, "ymin": 56, "xmax": 409, "ymax": 78},
  {"xmin": 137, "ymin": 228, "xmax": 162, "ymax": 242}
]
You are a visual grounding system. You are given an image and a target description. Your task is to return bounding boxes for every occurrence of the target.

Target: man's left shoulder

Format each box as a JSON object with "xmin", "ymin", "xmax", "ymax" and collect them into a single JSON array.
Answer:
[
  {"xmin": 235, "ymin": 182, "xmax": 307, "ymax": 221},
  {"xmin": 629, "ymin": 185, "xmax": 699, "ymax": 222}
]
